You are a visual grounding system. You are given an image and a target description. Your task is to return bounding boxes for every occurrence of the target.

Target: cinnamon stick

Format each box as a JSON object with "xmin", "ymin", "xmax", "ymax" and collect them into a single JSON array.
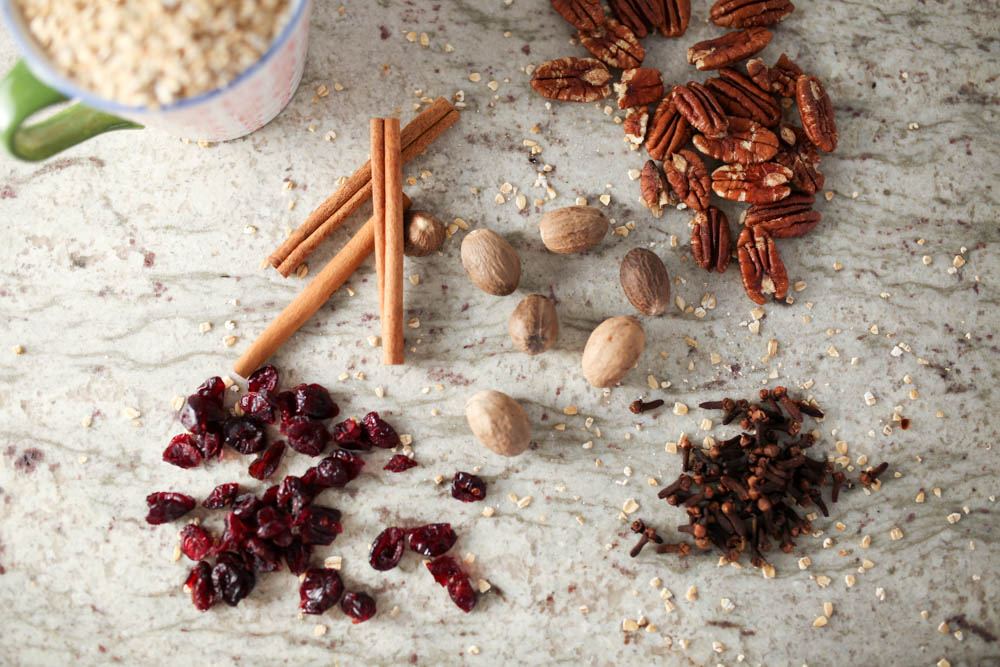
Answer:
[
  {"xmin": 382, "ymin": 118, "xmax": 404, "ymax": 365},
  {"xmin": 233, "ymin": 195, "xmax": 413, "ymax": 379},
  {"xmin": 274, "ymin": 107, "xmax": 460, "ymax": 277},
  {"xmin": 370, "ymin": 118, "xmax": 387, "ymax": 313},
  {"xmin": 268, "ymin": 97, "xmax": 453, "ymax": 274}
]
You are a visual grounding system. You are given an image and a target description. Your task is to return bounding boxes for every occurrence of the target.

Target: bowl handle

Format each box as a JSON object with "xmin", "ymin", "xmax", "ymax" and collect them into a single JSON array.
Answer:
[{"xmin": 1, "ymin": 59, "xmax": 142, "ymax": 161}]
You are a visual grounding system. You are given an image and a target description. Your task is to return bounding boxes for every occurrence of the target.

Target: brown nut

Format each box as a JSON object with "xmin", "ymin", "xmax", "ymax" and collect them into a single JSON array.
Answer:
[
  {"xmin": 461, "ymin": 228, "xmax": 521, "ymax": 296},
  {"xmin": 741, "ymin": 193, "xmax": 821, "ymax": 238},
  {"xmin": 531, "ymin": 57, "xmax": 612, "ymax": 103},
  {"xmin": 466, "ymin": 390, "xmax": 531, "ymax": 457},
  {"xmin": 664, "ymin": 149, "xmax": 711, "ymax": 212},
  {"xmin": 579, "ymin": 18, "xmax": 644, "ymax": 69},
  {"xmin": 615, "ymin": 67, "xmax": 664, "ymax": 109},
  {"xmin": 659, "ymin": 0, "xmax": 692, "ymax": 37},
  {"xmin": 645, "ymin": 93, "xmax": 691, "ymax": 160},
  {"xmin": 608, "ymin": 0, "xmax": 664, "ymax": 39},
  {"xmin": 582, "ymin": 316, "xmax": 646, "ymax": 387},
  {"xmin": 550, "ymin": 0, "xmax": 606, "ymax": 30},
  {"xmin": 775, "ymin": 123, "xmax": 825, "ymax": 193},
  {"xmin": 687, "ymin": 27, "xmax": 773, "ymax": 71},
  {"xmin": 737, "ymin": 226, "xmax": 789, "ymax": 304},
  {"xmin": 796, "ymin": 75, "xmax": 838, "ymax": 152},
  {"xmin": 620, "ymin": 248, "xmax": 671, "ymax": 316},
  {"xmin": 623, "ymin": 105, "xmax": 649, "ymax": 150},
  {"xmin": 672, "ymin": 82, "xmax": 729, "ymax": 139},
  {"xmin": 509, "ymin": 294, "xmax": 559, "ymax": 355},
  {"xmin": 711, "ymin": 162, "xmax": 792, "ymax": 204},
  {"xmin": 692, "ymin": 116, "xmax": 779, "ymax": 164},
  {"xmin": 403, "ymin": 210, "xmax": 446, "ymax": 257},
  {"xmin": 690, "ymin": 206, "xmax": 732, "ymax": 273},
  {"xmin": 746, "ymin": 53, "xmax": 802, "ymax": 97},
  {"xmin": 705, "ymin": 67, "xmax": 781, "ymax": 128},
  {"xmin": 539, "ymin": 205, "xmax": 609, "ymax": 254},
  {"xmin": 710, "ymin": 0, "xmax": 794, "ymax": 28},
  {"xmin": 640, "ymin": 159, "xmax": 677, "ymax": 217}
]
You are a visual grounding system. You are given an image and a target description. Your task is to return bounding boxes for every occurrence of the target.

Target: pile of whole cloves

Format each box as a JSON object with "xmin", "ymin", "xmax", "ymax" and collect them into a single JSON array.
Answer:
[{"xmin": 634, "ymin": 387, "xmax": 889, "ymax": 569}]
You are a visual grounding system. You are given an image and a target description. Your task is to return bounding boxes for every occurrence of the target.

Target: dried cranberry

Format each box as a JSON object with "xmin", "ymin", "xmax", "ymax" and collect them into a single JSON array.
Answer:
[
  {"xmin": 281, "ymin": 417, "xmax": 330, "ymax": 456},
  {"xmin": 332, "ymin": 419, "xmax": 368, "ymax": 450},
  {"xmin": 341, "ymin": 591, "xmax": 376, "ymax": 623},
  {"xmin": 248, "ymin": 441, "xmax": 285, "ymax": 480},
  {"xmin": 180, "ymin": 524, "xmax": 213, "ymax": 561},
  {"xmin": 407, "ymin": 523, "xmax": 457, "ymax": 557},
  {"xmin": 292, "ymin": 383, "xmax": 338, "ymax": 420},
  {"xmin": 384, "ymin": 454, "xmax": 418, "ymax": 472},
  {"xmin": 239, "ymin": 392, "xmax": 276, "ymax": 424},
  {"xmin": 217, "ymin": 511, "xmax": 251, "ymax": 553},
  {"xmin": 163, "ymin": 434, "xmax": 202, "ymax": 469},
  {"xmin": 184, "ymin": 561, "xmax": 216, "ymax": 611},
  {"xmin": 273, "ymin": 391, "xmax": 297, "ymax": 421},
  {"xmin": 223, "ymin": 416, "xmax": 267, "ymax": 455},
  {"xmin": 195, "ymin": 430, "xmax": 223, "ymax": 459},
  {"xmin": 369, "ymin": 527, "xmax": 407, "ymax": 571},
  {"xmin": 426, "ymin": 555, "xmax": 462, "ymax": 586},
  {"xmin": 299, "ymin": 567, "xmax": 343, "ymax": 614},
  {"xmin": 212, "ymin": 552, "xmax": 255, "ymax": 606},
  {"xmin": 276, "ymin": 476, "xmax": 314, "ymax": 516},
  {"xmin": 361, "ymin": 411, "xmax": 400, "ymax": 449},
  {"xmin": 293, "ymin": 506, "xmax": 343, "ymax": 545},
  {"xmin": 450, "ymin": 471, "xmax": 487, "ymax": 502},
  {"xmin": 230, "ymin": 494, "xmax": 262, "ymax": 525},
  {"xmin": 178, "ymin": 394, "xmax": 226, "ymax": 434},
  {"xmin": 260, "ymin": 484, "xmax": 280, "ymax": 507},
  {"xmin": 196, "ymin": 376, "xmax": 226, "ymax": 406},
  {"xmin": 255, "ymin": 506, "xmax": 292, "ymax": 544},
  {"xmin": 203, "ymin": 483, "xmax": 239, "ymax": 509},
  {"xmin": 312, "ymin": 450, "xmax": 365, "ymax": 488},
  {"xmin": 447, "ymin": 573, "xmax": 477, "ymax": 612},
  {"xmin": 243, "ymin": 536, "xmax": 282, "ymax": 573},
  {"xmin": 283, "ymin": 539, "xmax": 313, "ymax": 575},
  {"xmin": 247, "ymin": 364, "xmax": 279, "ymax": 395},
  {"xmin": 145, "ymin": 492, "xmax": 196, "ymax": 525}
]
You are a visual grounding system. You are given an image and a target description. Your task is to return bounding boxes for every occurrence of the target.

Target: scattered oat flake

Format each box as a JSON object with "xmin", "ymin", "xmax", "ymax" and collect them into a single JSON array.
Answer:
[
  {"xmin": 685, "ymin": 586, "xmax": 698, "ymax": 601},
  {"xmin": 816, "ymin": 575, "xmax": 831, "ymax": 588},
  {"xmin": 890, "ymin": 527, "xmax": 903, "ymax": 541},
  {"xmin": 673, "ymin": 402, "xmax": 688, "ymax": 415},
  {"xmin": 482, "ymin": 506, "xmax": 495, "ymax": 518},
  {"xmin": 622, "ymin": 498, "xmax": 639, "ymax": 514},
  {"xmin": 813, "ymin": 616, "xmax": 828, "ymax": 628}
]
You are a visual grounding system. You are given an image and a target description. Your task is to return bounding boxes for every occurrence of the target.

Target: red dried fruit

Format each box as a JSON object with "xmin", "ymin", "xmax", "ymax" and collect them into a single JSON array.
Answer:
[
  {"xmin": 341, "ymin": 591, "xmax": 377, "ymax": 623},
  {"xmin": 384, "ymin": 455, "xmax": 419, "ymax": 472},
  {"xmin": 332, "ymin": 419, "xmax": 368, "ymax": 450},
  {"xmin": 299, "ymin": 567, "xmax": 343, "ymax": 614},
  {"xmin": 280, "ymin": 416, "xmax": 330, "ymax": 456},
  {"xmin": 194, "ymin": 430, "xmax": 223, "ymax": 460},
  {"xmin": 426, "ymin": 555, "xmax": 463, "ymax": 586},
  {"xmin": 260, "ymin": 484, "xmax": 280, "ymax": 507},
  {"xmin": 212, "ymin": 551, "xmax": 255, "ymax": 606},
  {"xmin": 450, "ymin": 472, "xmax": 487, "ymax": 502},
  {"xmin": 362, "ymin": 411, "xmax": 400, "ymax": 449},
  {"xmin": 178, "ymin": 394, "xmax": 226, "ymax": 434},
  {"xmin": 145, "ymin": 492, "xmax": 196, "ymax": 525},
  {"xmin": 283, "ymin": 539, "xmax": 313, "ymax": 575},
  {"xmin": 293, "ymin": 506, "xmax": 343, "ymax": 546},
  {"xmin": 311, "ymin": 450, "xmax": 365, "ymax": 488},
  {"xmin": 276, "ymin": 476, "xmax": 314, "ymax": 516},
  {"xmin": 223, "ymin": 416, "xmax": 267, "ymax": 455},
  {"xmin": 229, "ymin": 493, "xmax": 262, "ymax": 525},
  {"xmin": 273, "ymin": 391, "xmax": 297, "ymax": 421},
  {"xmin": 216, "ymin": 511, "xmax": 251, "ymax": 553},
  {"xmin": 239, "ymin": 392, "xmax": 276, "ymax": 424},
  {"xmin": 248, "ymin": 441, "xmax": 285, "ymax": 480},
  {"xmin": 196, "ymin": 376, "xmax": 226, "ymax": 406},
  {"xmin": 184, "ymin": 561, "xmax": 216, "ymax": 611},
  {"xmin": 180, "ymin": 524, "xmax": 213, "ymax": 561},
  {"xmin": 255, "ymin": 506, "xmax": 293, "ymax": 545},
  {"xmin": 292, "ymin": 383, "xmax": 338, "ymax": 420},
  {"xmin": 369, "ymin": 527, "xmax": 407, "ymax": 571},
  {"xmin": 203, "ymin": 483, "xmax": 239, "ymax": 509},
  {"xmin": 242, "ymin": 536, "xmax": 282, "ymax": 573},
  {"xmin": 447, "ymin": 573, "xmax": 478, "ymax": 613},
  {"xmin": 407, "ymin": 523, "xmax": 458, "ymax": 557},
  {"xmin": 247, "ymin": 364, "xmax": 279, "ymax": 395},
  {"xmin": 163, "ymin": 433, "xmax": 203, "ymax": 469}
]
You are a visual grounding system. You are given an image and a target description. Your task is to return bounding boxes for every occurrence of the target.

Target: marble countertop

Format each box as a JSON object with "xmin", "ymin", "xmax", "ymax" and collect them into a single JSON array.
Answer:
[{"xmin": 1, "ymin": 1, "xmax": 997, "ymax": 665}]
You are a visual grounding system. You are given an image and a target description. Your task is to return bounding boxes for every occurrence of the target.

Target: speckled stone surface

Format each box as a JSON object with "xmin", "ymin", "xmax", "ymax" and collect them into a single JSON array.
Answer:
[{"xmin": 1, "ymin": 1, "xmax": 998, "ymax": 665}]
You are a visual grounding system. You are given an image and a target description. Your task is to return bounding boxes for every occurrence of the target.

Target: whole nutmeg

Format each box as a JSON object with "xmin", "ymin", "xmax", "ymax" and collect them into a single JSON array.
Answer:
[
  {"xmin": 620, "ymin": 248, "xmax": 671, "ymax": 316},
  {"xmin": 403, "ymin": 210, "xmax": 445, "ymax": 256},
  {"xmin": 465, "ymin": 390, "xmax": 531, "ymax": 457},
  {"xmin": 581, "ymin": 316, "xmax": 645, "ymax": 388},
  {"xmin": 460, "ymin": 228, "xmax": 521, "ymax": 296},
  {"xmin": 509, "ymin": 294, "xmax": 559, "ymax": 355},
  {"xmin": 539, "ymin": 205, "xmax": 609, "ymax": 254}
]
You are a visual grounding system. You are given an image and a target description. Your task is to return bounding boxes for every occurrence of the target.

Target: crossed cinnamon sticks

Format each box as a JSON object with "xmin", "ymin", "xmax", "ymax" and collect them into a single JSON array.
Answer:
[{"xmin": 232, "ymin": 98, "xmax": 459, "ymax": 378}]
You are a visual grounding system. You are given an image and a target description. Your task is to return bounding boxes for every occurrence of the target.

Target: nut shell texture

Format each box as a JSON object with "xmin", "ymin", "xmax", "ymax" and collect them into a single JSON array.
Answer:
[
  {"xmin": 539, "ymin": 206, "xmax": 609, "ymax": 254},
  {"xmin": 581, "ymin": 316, "xmax": 646, "ymax": 387},
  {"xmin": 465, "ymin": 390, "xmax": 532, "ymax": 457}
]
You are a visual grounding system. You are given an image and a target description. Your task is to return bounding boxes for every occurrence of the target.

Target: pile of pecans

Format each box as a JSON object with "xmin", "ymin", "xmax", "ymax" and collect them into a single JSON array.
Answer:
[
  {"xmin": 533, "ymin": 0, "xmax": 838, "ymax": 305},
  {"xmin": 634, "ymin": 387, "xmax": 889, "ymax": 569}
]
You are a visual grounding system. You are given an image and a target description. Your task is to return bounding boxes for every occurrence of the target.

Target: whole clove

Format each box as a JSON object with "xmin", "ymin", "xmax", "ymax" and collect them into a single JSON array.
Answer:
[{"xmin": 629, "ymin": 398, "xmax": 665, "ymax": 414}]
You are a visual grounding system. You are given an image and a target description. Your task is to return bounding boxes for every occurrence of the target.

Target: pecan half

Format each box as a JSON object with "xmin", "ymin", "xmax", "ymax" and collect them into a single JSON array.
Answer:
[
  {"xmin": 705, "ymin": 67, "xmax": 781, "ymax": 127},
  {"xmin": 746, "ymin": 53, "xmax": 802, "ymax": 97},
  {"xmin": 775, "ymin": 124, "xmax": 824, "ymax": 193},
  {"xmin": 664, "ymin": 149, "xmax": 711, "ymax": 212},
  {"xmin": 531, "ymin": 58, "xmax": 612, "ymax": 103},
  {"xmin": 796, "ymin": 75, "xmax": 838, "ymax": 152},
  {"xmin": 550, "ymin": 0, "xmax": 606, "ymax": 31},
  {"xmin": 645, "ymin": 94, "xmax": 691, "ymax": 160},
  {"xmin": 609, "ymin": 0, "xmax": 664, "ymax": 39},
  {"xmin": 658, "ymin": 0, "xmax": 692, "ymax": 37},
  {"xmin": 672, "ymin": 82, "xmax": 729, "ymax": 138},
  {"xmin": 711, "ymin": 162, "xmax": 792, "ymax": 204},
  {"xmin": 737, "ymin": 227, "xmax": 789, "ymax": 304},
  {"xmin": 688, "ymin": 27, "xmax": 773, "ymax": 71},
  {"xmin": 640, "ymin": 160, "xmax": 678, "ymax": 217},
  {"xmin": 691, "ymin": 206, "xmax": 732, "ymax": 273},
  {"xmin": 693, "ymin": 116, "xmax": 778, "ymax": 164},
  {"xmin": 710, "ymin": 0, "xmax": 794, "ymax": 28},
  {"xmin": 624, "ymin": 105, "xmax": 649, "ymax": 150},
  {"xmin": 579, "ymin": 18, "xmax": 644, "ymax": 69},
  {"xmin": 615, "ymin": 68, "xmax": 664, "ymax": 109},
  {"xmin": 741, "ymin": 193, "xmax": 821, "ymax": 238}
]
